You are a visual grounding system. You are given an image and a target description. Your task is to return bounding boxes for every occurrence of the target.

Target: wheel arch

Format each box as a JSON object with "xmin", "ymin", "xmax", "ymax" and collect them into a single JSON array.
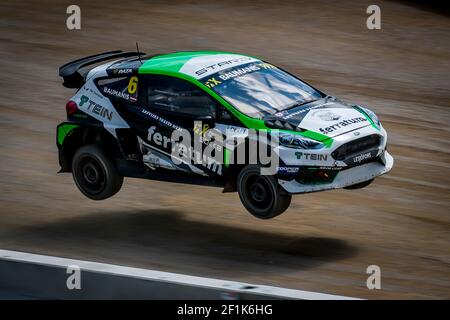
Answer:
[
  {"xmin": 57, "ymin": 123, "xmax": 120, "ymax": 172},
  {"xmin": 222, "ymin": 136, "xmax": 274, "ymax": 192}
]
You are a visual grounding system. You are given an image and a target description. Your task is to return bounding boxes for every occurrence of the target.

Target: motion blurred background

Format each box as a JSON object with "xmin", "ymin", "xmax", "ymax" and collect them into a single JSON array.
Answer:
[{"xmin": 0, "ymin": 0, "xmax": 449, "ymax": 299}]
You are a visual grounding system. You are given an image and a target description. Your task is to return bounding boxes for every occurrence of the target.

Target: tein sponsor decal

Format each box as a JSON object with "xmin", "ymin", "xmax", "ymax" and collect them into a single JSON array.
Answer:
[
  {"xmin": 295, "ymin": 152, "xmax": 328, "ymax": 161},
  {"xmin": 319, "ymin": 117, "xmax": 368, "ymax": 134},
  {"xmin": 79, "ymin": 95, "xmax": 113, "ymax": 120}
]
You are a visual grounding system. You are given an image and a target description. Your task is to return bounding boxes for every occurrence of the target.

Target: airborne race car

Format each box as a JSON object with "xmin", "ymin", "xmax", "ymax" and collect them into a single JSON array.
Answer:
[{"xmin": 57, "ymin": 50, "xmax": 393, "ymax": 219}]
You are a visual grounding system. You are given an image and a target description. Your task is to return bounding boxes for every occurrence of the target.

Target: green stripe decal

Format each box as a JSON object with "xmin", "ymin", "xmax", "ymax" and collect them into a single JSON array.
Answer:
[
  {"xmin": 57, "ymin": 124, "xmax": 79, "ymax": 145},
  {"xmin": 353, "ymin": 105, "xmax": 380, "ymax": 131},
  {"xmin": 298, "ymin": 130, "xmax": 333, "ymax": 148},
  {"xmin": 140, "ymin": 51, "xmax": 235, "ymax": 74},
  {"xmin": 224, "ymin": 148, "xmax": 231, "ymax": 167},
  {"xmin": 139, "ymin": 51, "xmax": 334, "ymax": 147},
  {"xmin": 258, "ymin": 128, "xmax": 333, "ymax": 148}
]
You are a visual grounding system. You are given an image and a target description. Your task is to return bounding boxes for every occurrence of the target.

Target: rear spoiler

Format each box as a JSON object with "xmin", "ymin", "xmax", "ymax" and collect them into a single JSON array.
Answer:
[{"xmin": 58, "ymin": 50, "xmax": 145, "ymax": 89}]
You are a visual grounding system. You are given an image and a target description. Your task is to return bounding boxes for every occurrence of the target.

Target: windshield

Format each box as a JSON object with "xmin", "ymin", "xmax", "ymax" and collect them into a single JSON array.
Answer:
[{"xmin": 201, "ymin": 61, "xmax": 323, "ymax": 119}]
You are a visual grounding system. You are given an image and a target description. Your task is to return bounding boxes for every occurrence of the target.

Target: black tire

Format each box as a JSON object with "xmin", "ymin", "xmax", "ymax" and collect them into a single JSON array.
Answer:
[
  {"xmin": 72, "ymin": 144, "xmax": 123, "ymax": 200},
  {"xmin": 344, "ymin": 178, "xmax": 374, "ymax": 190},
  {"xmin": 237, "ymin": 165, "xmax": 292, "ymax": 219}
]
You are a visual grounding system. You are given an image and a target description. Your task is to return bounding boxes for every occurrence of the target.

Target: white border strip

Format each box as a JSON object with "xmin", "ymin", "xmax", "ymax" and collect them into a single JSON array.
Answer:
[{"xmin": 0, "ymin": 249, "xmax": 359, "ymax": 300}]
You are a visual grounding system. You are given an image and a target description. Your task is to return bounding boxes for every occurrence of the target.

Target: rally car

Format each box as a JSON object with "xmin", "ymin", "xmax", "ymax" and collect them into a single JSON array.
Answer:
[{"xmin": 57, "ymin": 50, "xmax": 394, "ymax": 219}]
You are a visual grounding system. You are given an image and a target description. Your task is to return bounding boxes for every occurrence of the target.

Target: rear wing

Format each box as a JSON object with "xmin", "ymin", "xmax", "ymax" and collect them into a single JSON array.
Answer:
[{"xmin": 58, "ymin": 50, "xmax": 145, "ymax": 88}]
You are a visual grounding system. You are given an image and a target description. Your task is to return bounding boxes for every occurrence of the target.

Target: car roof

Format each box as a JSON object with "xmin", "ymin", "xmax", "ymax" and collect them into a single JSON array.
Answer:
[{"xmin": 137, "ymin": 51, "xmax": 261, "ymax": 80}]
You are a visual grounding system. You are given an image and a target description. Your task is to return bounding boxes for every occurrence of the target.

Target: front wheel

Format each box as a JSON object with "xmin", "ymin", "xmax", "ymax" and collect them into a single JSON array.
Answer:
[
  {"xmin": 237, "ymin": 165, "xmax": 292, "ymax": 219},
  {"xmin": 72, "ymin": 144, "xmax": 123, "ymax": 200}
]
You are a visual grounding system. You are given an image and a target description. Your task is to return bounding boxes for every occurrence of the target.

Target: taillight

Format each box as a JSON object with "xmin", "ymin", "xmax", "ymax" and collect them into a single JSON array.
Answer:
[{"xmin": 66, "ymin": 100, "xmax": 78, "ymax": 116}]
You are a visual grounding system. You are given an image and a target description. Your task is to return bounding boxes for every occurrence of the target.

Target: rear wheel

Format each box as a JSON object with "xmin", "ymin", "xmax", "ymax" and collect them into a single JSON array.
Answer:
[
  {"xmin": 237, "ymin": 165, "xmax": 291, "ymax": 219},
  {"xmin": 344, "ymin": 178, "xmax": 374, "ymax": 190},
  {"xmin": 72, "ymin": 144, "xmax": 123, "ymax": 200}
]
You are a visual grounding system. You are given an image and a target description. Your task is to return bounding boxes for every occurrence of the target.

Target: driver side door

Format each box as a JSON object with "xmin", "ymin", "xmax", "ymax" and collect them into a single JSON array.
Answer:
[{"xmin": 138, "ymin": 74, "xmax": 224, "ymax": 177}]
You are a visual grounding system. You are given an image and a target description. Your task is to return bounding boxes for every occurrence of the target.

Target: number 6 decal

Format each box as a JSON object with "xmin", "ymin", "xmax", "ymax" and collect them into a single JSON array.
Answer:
[{"xmin": 127, "ymin": 76, "xmax": 138, "ymax": 94}]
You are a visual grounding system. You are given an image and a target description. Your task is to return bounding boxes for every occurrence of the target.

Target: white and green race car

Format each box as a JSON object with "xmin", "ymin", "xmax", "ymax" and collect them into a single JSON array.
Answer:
[{"xmin": 57, "ymin": 50, "xmax": 393, "ymax": 219}]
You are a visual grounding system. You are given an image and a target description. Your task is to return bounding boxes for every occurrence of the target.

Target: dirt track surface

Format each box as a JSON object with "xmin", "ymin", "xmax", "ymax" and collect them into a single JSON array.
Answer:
[{"xmin": 0, "ymin": 0, "xmax": 449, "ymax": 299}]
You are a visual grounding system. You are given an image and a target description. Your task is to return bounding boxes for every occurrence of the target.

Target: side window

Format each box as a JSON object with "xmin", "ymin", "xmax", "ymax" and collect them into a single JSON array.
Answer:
[
  {"xmin": 97, "ymin": 76, "xmax": 138, "ymax": 103},
  {"xmin": 219, "ymin": 106, "xmax": 242, "ymax": 126},
  {"xmin": 146, "ymin": 75, "xmax": 216, "ymax": 118}
]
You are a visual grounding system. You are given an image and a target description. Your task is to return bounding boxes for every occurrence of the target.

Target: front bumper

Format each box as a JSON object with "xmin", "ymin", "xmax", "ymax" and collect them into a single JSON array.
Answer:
[{"xmin": 278, "ymin": 150, "xmax": 394, "ymax": 194}]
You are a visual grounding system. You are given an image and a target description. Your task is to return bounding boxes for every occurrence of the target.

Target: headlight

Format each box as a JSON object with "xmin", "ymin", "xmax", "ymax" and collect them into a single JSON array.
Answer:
[
  {"xmin": 359, "ymin": 106, "xmax": 381, "ymax": 127},
  {"xmin": 279, "ymin": 133, "xmax": 324, "ymax": 149}
]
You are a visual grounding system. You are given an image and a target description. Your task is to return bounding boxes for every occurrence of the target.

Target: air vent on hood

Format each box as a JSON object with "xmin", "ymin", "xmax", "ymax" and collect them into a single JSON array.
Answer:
[{"xmin": 264, "ymin": 119, "xmax": 305, "ymax": 132}]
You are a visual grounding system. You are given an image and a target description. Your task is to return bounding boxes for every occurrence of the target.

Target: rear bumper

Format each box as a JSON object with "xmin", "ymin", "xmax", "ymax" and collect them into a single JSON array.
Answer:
[{"xmin": 278, "ymin": 151, "xmax": 394, "ymax": 194}]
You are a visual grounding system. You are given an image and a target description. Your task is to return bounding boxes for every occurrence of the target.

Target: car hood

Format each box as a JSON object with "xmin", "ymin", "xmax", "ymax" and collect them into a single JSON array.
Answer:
[{"xmin": 264, "ymin": 97, "xmax": 371, "ymax": 139}]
